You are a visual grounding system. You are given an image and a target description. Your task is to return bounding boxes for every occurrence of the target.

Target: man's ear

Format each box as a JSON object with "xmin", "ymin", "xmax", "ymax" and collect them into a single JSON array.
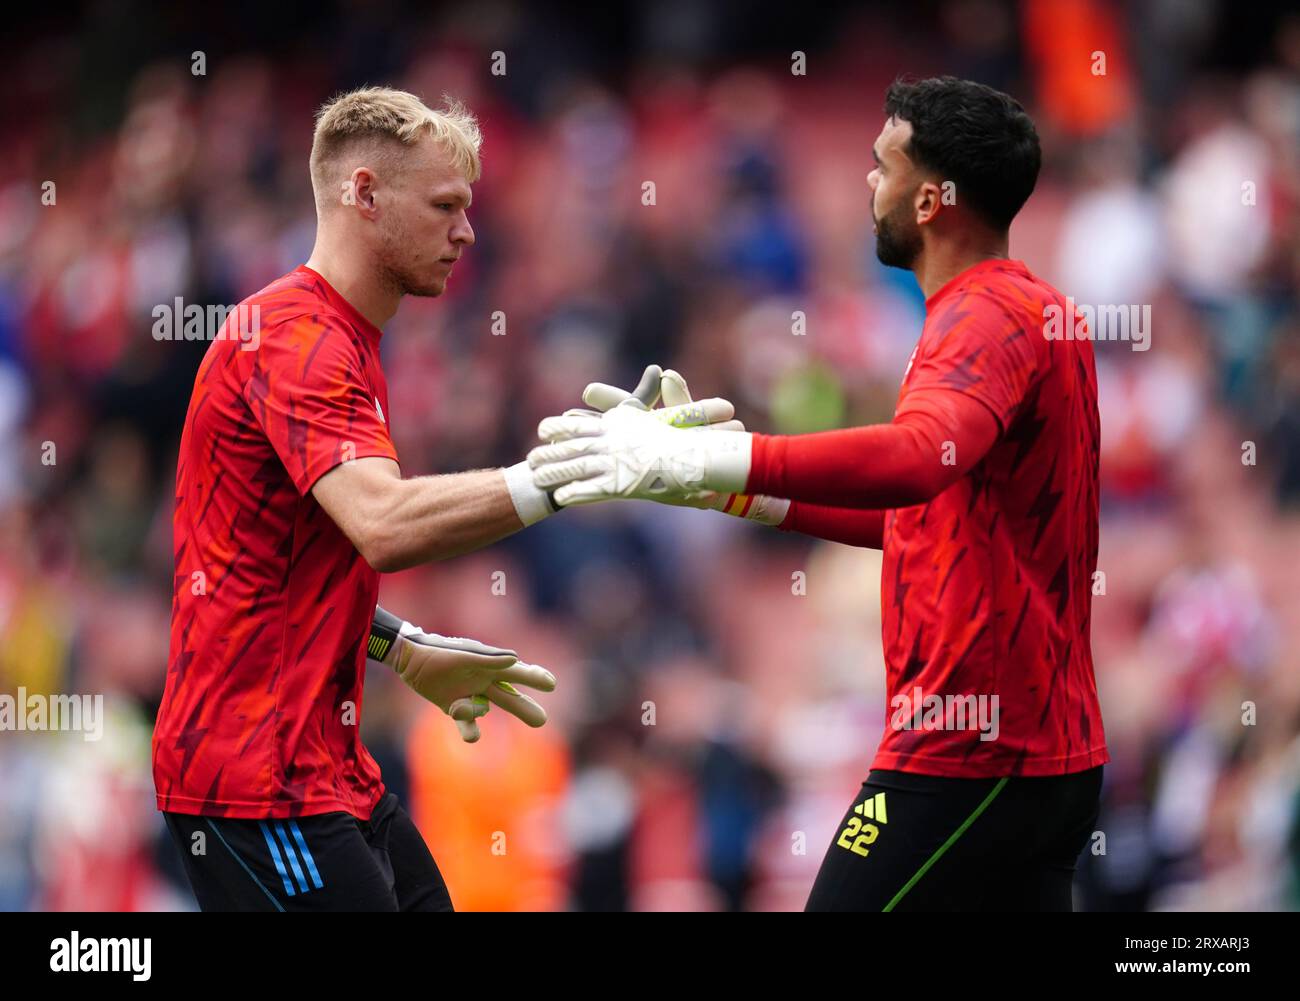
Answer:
[
  {"xmin": 350, "ymin": 167, "xmax": 380, "ymax": 217},
  {"xmin": 914, "ymin": 179, "xmax": 946, "ymax": 226}
]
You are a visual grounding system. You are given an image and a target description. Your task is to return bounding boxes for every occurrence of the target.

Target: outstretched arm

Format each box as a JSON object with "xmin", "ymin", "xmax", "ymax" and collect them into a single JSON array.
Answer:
[
  {"xmin": 746, "ymin": 387, "xmax": 1001, "ymax": 509},
  {"xmin": 313, "ymin": 458, "xmax": 551, "ymax": 571}
]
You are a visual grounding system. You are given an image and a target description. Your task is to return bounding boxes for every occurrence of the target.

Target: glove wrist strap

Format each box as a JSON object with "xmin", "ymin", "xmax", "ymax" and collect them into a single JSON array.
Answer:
[
  {"xmin": 368, "ymin": 606, "xmax": 403, "ymax": 665},
  {"xmin": 701, "ymin": 431, "xmax": 753, "ymax": 494},
  {"xmin": 716, "ymin": 493, "xmax": 790, "ymax": 525},
  {"xmin": 504, "ymin": 460, "xmax": 557, "ymax": 525}
]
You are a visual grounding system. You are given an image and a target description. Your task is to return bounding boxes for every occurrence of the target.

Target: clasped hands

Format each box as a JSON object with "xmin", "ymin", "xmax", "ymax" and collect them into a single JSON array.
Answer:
[{"xmin": 528, "ymin": 365, "xmax": 754, "ymax": 509}]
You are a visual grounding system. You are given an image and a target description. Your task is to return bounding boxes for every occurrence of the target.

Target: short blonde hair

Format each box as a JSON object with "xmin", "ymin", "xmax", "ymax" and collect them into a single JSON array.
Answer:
[{"xmin": 310, "ymin": 86, "xmax": 482, "ymax": 207}]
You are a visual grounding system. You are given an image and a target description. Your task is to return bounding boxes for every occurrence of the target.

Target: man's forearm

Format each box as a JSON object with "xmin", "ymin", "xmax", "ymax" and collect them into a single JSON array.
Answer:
[{"xmin": 369, "ymin": 468, "xmax": 525, "ymax": 569}]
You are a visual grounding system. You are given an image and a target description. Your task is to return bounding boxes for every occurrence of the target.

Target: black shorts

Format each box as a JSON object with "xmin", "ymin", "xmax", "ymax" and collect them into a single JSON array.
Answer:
[
  {"xmin": 163, "ymin": 792, "xmax": 453, "ymax": 912},
  {"xmin": 805, "ymin": 766, "xmax": 1103, "ymax": 912}
]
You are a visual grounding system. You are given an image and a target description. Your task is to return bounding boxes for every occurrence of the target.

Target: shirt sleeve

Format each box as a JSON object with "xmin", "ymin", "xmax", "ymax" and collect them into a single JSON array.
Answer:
[
  {"xmin": 901, "ymin": 288, "xmax": 1040, "ymax": 434},
  {"xmin": 746, "ymin": 391, "xmax": 1000, "ymax": 508},
  {"xmin": 780, "ymin": 504, "xmax": 885, "ymax": 549},
  {"xmin": 242, "ymin": 315, "xmax": 398, "ymax": 496}
]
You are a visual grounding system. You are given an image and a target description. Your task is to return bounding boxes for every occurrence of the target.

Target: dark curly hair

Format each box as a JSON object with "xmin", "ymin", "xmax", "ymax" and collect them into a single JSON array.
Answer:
[{"xmin": 883, "ymin": 76, "xmax": 1041, "ymax": 231}]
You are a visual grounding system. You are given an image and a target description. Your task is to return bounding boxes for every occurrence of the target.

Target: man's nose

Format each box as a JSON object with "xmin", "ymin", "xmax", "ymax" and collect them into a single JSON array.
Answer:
[{"xmin": 451, "ymin": 214, "xmax": 475, "ymax": 246}]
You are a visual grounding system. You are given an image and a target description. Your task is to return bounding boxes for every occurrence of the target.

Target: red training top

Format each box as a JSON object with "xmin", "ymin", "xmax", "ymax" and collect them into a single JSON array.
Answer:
[
  {"xmin": 751, "ymin": 259, "xmax": 1108, "ymax": 778},
  {"xmin": 154, "ymin": 265, "xmax": 397, "ymax": 818}
]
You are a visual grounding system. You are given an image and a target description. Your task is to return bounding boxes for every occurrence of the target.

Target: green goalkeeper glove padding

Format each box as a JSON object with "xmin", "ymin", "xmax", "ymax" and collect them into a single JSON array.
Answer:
[{"xmin": 367, "ymin": 607, "xmax": 556, "ymax": 743}]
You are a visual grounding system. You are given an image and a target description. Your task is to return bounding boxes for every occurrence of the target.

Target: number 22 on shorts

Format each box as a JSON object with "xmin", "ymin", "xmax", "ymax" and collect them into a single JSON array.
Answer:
[{"xmin": 837, "ymin": 792, "xmax": 888, "ymax": 857}]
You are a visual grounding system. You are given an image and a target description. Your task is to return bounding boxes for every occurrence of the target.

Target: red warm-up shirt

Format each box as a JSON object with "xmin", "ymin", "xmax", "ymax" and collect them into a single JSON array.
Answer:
[
  {"xmin": 751, "ymin": 259, "xmax": 1108, "ymax": 778},
  {"xmin": 153, "ymin": 266, "xmax": 397, "ymax": 818}
]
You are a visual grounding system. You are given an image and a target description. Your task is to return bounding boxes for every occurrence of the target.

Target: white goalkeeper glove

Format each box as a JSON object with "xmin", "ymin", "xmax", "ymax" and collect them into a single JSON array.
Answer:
[
  {"xmin": 578, "ymin": 364, "xmax": 746, "ymax": 432},
  {"xmin": 511, "ymin": 362, "xmax": 736, "ymax": 512},
  {"xmin": 501, "ymin": 363, "xmax": 735, "ymax": 524},
  {"xmin": 367, "ymin": 607, "xmax": 556, "ymax": 743},
  {"xmin": 527, "ymin": 399, "xmax": 751, "ymax": 506},
  {"xmin": 528, "ymin": 365, "xmax": 794, "ymax": 521},
  {"xmin": 575, "ymin": 366, "xmax": 789, "ymax": 524}
]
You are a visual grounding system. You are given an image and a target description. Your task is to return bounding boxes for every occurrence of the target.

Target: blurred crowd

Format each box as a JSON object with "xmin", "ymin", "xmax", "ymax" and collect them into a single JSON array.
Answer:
[{"xmin": 2, "ymin": 0, "xmax": 1299, "ymax": 911}]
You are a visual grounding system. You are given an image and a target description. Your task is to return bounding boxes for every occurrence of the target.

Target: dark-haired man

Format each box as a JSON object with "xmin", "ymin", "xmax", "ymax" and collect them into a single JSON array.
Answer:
[{"xmin": 529, "ymin": 76, "xmax": 1108, "ymax": 911}]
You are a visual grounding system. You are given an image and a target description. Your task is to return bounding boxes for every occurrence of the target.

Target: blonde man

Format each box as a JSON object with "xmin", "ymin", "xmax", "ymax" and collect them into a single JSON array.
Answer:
[{"xmin": 153, "ymin": 87, "xmax": 570, "ymax": 912}]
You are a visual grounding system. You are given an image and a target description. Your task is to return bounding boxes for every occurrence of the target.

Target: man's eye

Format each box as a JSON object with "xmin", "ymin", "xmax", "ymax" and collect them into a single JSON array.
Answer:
[{"xmin": 435, "ymin": 203, "xmax": 454, "ymax": 211}]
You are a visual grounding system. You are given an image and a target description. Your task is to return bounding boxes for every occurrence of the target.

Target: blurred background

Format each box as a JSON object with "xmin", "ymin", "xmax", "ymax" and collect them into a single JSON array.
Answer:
[{"xmin": 1, "ymin": 0, "xmax": 1299, "ymax": 911}]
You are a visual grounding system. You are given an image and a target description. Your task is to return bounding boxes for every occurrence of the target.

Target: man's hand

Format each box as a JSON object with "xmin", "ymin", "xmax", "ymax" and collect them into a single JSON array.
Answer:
[
  {"xmin": 368, "ymin": 607, "xmax": 555, "ymax": 743},
  {"xmin": 530, "ymin": 365, "xmax": 792, "ymax": 523},
  {"xmin": 578, "ymin": 364, "xmax": 745, "ymax": 433},
  {"xmin": 558, "ymin": 364, "xmax": 742, "ymax": 508},
  {"xmin": 527, "ymin": 397, "xmax": 752, "ymax": 506},
  {"xmin": 578, "ymin": 365, "xmax": 744, "ymax": 510}
]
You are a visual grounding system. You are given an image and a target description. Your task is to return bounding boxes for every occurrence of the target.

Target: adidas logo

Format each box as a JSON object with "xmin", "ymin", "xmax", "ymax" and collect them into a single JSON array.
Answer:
[{"xmin": 853, "ymin": 792, "xmax": 888, "ymax": 823}]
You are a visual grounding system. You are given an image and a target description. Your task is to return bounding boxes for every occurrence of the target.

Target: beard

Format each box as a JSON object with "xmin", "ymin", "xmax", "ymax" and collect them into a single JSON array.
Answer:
[{"xmin": 873, "ymin": 198, "xmax": 922, "ymax": 270}]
